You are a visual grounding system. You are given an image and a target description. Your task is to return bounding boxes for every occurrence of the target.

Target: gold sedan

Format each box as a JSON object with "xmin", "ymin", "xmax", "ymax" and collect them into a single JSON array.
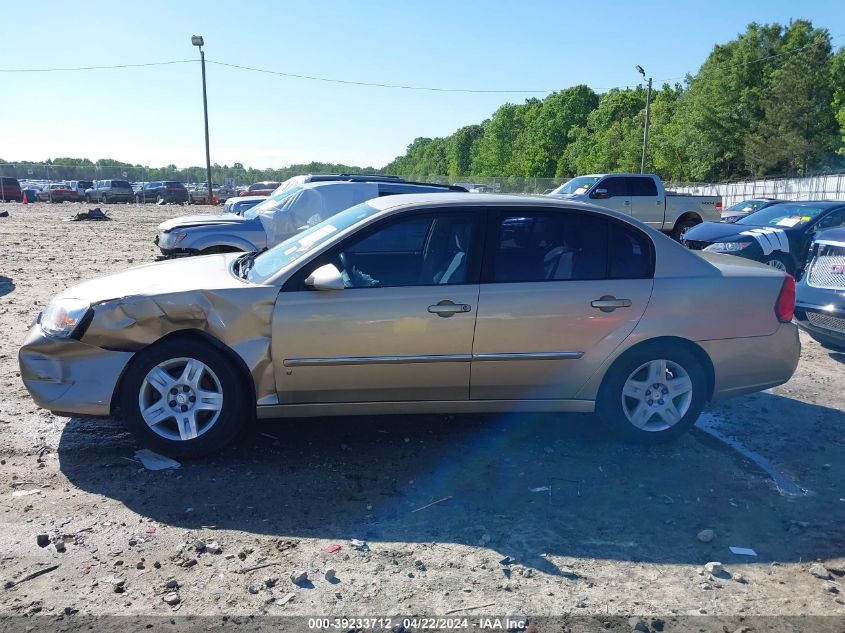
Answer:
[{"xmin": 19, "ymin": 194, "xmax": 800, "ymax": 457}]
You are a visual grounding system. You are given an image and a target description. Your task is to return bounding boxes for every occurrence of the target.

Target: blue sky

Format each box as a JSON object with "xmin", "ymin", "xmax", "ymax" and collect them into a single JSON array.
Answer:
[{"xmin": 1, "ymin": 0, "xmax": 843, "ymax": 170}]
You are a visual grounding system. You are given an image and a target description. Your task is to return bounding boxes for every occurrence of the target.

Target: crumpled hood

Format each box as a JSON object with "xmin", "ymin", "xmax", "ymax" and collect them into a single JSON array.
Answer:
[
  {"xmin": 158, "ymin": 214, "xmax": 248, "ymax": 232},
  {"xmin": 55, "ymin": 253, "xmax": 245, "ymax": 305}
]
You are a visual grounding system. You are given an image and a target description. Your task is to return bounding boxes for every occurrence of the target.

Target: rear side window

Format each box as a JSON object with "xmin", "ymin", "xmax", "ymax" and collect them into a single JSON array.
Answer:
[
  {"xmin": 491, "ymin": 211, "xmax": 608, "ymax": 282},
  {"xmin": 610, "ymin": 222, "xmax": 653, "ymax": 278},
  {"xmin": 629, "ymin": 177, "xmax": 658, "ymax": 197},
  {"xmin": 1, "ymin": 177, "xmax": 19, "ymax": 185}
]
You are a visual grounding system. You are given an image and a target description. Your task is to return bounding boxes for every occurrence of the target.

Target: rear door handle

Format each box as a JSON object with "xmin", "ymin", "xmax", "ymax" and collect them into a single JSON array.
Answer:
[
  {"xmin": 623, "ymin": 200, "xmax": 631, "ymax": 206},
  {"xmin": 591, "ymin": 296, "xmax": 632, "ymax": 312},
  {"xmin": 428, "ymin": 300, "xmax": 472, "ymax": 318}
]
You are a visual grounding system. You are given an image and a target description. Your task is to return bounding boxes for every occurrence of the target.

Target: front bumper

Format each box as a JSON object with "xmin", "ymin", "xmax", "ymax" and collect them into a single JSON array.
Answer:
[
  {"xmin": 699, "ymin": 322, "xmax": 801, "ymax": 401},
  {"xmin": 795, "ymin": 301, "xmax": 845, "ymax": 350},
  {"xmin": 18, "ymin": 325, "xmax": 134, "ymax": 416}
]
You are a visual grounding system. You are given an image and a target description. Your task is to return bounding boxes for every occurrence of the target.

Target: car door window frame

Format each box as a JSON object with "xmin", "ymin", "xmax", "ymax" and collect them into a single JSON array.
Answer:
[
  {"xmin": 282, "ymin": 207, "xmax": 486, "ymax": 292},
  {"xmin": 480, "ymin": 206, "xmax": 655, "ymax": 284}
]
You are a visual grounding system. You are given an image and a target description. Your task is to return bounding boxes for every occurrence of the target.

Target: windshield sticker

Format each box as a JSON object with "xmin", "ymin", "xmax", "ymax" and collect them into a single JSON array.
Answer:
[
  {"xmin": 776, "ymin": 217, "xmax": 801, "ymax": 227},
  {"xmin": 739, "ymin": 227, "xmax": 790, "ymax": 255},
  {"xmin": 283, "ymin": 245, "xmax": 297, "ymax": 256},
  {"xmin": 801, "ymin": 216, "xmax": 812, "ymax": 222}
]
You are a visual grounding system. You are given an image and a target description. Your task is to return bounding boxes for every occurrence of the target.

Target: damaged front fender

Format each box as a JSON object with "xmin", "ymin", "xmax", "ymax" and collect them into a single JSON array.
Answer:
[{"xmin": 81, "ymin": 286, "xmax": 280, "ymax": 404}]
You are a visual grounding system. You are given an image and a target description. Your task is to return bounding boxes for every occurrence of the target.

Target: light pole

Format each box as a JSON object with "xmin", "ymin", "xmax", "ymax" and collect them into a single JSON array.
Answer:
[
  {"xmin": 635, "ymin": 65, "xmax": 652, "ymax": 174},
  {"xmin": 192, "ymin": 35, "xmax": 213, "ymax": 203}
]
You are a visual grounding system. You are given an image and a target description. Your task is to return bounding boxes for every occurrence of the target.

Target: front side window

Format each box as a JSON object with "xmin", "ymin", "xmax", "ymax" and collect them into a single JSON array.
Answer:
[
  {"xmin": 329, "ymin": 212, "xmax": 479, "ymax": 289},
  {"xmin": 599, "ymin": 177, "xmax": 629, "ymax": 198},
  {"xmin": 491, "ymin": 211, "xmax": 608, "ymax": 282}
]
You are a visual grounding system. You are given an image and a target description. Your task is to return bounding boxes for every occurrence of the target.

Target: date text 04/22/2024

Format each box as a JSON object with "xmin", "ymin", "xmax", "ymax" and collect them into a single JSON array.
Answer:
[{"xmin": 307, "ymin": 617, "xmax": 527, "ymax": 630}]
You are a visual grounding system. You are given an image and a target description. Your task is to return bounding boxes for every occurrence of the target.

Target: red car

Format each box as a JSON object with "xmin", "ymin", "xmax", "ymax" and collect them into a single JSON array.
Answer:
[
  {"xmin": 237, "ymin": 181, "xmax": 281, "ymax": 197},
  {"xmin": 0, "ymin": 177, "xmax": 22, "ymax": 202},
  {"xmin": 37, "ymin": 183, "xmax": 80, "ymax": 203}
]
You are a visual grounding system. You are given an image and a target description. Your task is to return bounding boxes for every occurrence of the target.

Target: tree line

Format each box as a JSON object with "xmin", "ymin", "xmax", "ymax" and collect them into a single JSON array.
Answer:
[
  {"xmin": 385, "ymin": 21, "xmax": 845, "ymax": 183},
  {"xmin": 0, "ymin": 158, "xmax": 377, "ymax": 185}
]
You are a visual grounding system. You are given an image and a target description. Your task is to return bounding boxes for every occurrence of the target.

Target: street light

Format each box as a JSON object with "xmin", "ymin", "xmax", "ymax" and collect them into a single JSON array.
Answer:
[
  {"xmin": 192, "ymin": 35, "xmax": 213, "ymax": 203},
  {"xmin": 635, "ymin": 65, "xmax": 652, "ymax": 174}
]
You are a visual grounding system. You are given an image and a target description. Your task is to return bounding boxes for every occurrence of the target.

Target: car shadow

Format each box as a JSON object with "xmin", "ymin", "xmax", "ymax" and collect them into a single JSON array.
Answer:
[
  {"xmin": 0, "ymin": 276, "xmax": 14, "ymax": 298},
  {"xmin": 829, "ymin": 352, "xmax": 845, "ymax": 365},
  {"xmin": 58, "ymin": 393, "xmax": 845, "ymax": 574}
]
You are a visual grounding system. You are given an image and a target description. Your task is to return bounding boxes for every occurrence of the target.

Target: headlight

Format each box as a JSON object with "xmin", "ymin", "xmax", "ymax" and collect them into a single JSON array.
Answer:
[
  {"xmin": 704, "ymin": 241, "xmax": 752, "ymax": 253},
  {"xmin": 40, "ymin": 298, "xmax": 90, "ymax": 338},
  {"xmin": 173, "ymin": 232, "xmax": 187, "ymax": 244}
]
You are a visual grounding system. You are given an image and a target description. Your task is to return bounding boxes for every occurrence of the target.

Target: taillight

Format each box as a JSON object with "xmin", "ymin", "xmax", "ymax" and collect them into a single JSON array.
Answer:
[
  {"xmin": 775, "ymin": 274, "xmax": 795, "ymax": 322},
  {"xmin": 716, "ymin": 199, "xmax": 723, "ymax": 211}
]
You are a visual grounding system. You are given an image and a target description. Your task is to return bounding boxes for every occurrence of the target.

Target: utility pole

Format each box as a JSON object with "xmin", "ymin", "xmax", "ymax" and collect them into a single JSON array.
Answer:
[
  {"xmin": 635, "ymin": 65, "xmax": 652, "ymax": 174},
  {"xmin": 192, "ymin": 35, "xmax": 213, "ymax": 203}
]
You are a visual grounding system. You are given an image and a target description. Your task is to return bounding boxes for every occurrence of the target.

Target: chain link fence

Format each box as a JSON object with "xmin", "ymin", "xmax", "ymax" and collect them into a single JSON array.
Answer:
[{"xmin": 5, "ymin": 163, "xmax": 845, "ymax": 202}]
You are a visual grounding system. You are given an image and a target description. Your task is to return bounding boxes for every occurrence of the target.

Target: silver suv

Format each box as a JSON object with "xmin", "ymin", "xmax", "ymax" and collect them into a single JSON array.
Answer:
[
  {"xmin": 155, "ymin": 176, "xmax": 466, "ymax": 257},
  {"xmin": 85, "ymin": 179, "xmax": 134, "ymax": 203}
]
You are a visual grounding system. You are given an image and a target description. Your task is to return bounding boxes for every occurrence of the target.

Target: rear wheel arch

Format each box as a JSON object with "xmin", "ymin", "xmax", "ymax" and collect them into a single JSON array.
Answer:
[
  {"xmin": 671, "ymin": 212, "xmax": 703, "ymax": 239},
  {"xmin": 600, "ymin": 336, "xmax": 715, "ymax": 402},
  {"xmin": 111, "ymin": 329, "xmax": 256, "ymax": 416}
]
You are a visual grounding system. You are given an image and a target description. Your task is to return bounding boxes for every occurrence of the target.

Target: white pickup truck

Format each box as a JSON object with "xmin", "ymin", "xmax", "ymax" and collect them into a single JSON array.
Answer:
[{"xmin": 548, "ymin": 173, "xmax": 722, "ymax": 239}]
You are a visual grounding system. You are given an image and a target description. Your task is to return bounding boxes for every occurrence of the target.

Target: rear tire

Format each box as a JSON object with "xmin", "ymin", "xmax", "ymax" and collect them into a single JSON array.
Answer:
[
  {"xmin": 119, "ymin": 339, "xmax": 250, "ymax": 458},
  {"xmin": 597, "ymin": 343, "xmax": 707, "ymax": 443},
  {"xmin": 672, "ymin": 217, "xmax": 700, "ymax": 241}
]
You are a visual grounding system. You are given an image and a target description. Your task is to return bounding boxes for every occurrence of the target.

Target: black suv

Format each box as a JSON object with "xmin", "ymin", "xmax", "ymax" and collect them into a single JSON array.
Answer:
[{"xmin": 136, "ymin": 181, "xmax": 189, "ymax": 204}]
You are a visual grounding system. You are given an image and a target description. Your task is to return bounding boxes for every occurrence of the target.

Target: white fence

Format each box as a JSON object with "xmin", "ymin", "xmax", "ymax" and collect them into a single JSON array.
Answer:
[{"xmin": 668, "ymin": 173, "xmax": 845, "ymax": 208}]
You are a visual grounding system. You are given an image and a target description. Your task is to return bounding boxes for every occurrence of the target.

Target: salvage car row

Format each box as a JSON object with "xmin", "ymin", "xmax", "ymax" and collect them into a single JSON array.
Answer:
[
  {"xmin": 19, "ymin": 174, "xmax": 808, "ymax": 459},
  {"xmin": 0, "ymin": 176, "xmax": 280, "ymax": 205}
]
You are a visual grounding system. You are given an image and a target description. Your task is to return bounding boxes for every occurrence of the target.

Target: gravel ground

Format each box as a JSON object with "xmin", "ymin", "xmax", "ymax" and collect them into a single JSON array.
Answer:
[{"xmin": 0, "ymin": 202, "xmax": 843, "ymax": 626}]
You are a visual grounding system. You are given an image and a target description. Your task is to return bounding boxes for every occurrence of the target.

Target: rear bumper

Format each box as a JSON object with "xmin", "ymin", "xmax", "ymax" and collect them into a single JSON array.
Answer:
[
  {"xmin": 18, "ymin": 325, "xmax": 133, "ymax": 416},
  {"xmin": 698, "ymin": 323, "xmax": 800, "ymax": 401}
]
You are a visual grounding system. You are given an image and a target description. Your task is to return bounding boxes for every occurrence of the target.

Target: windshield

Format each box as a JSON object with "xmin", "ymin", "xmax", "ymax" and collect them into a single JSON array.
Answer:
[
  {"xmin": 242, "ymin": 185, "xmax": 303, "ymax": 219},
  {"xmin": 727, "ymin": 199, "xmax": 771, "ymax": 213},
  {"xmin": 550, "ymin": 176, "xmax": 601, "ymax": 195},
  {"xmin": 736, "ymin": 203, "xmax": 827, "ymax": 228},
  {"xmin": 246, "ymin": 202, "xmax": 378, "ymax": 283}
]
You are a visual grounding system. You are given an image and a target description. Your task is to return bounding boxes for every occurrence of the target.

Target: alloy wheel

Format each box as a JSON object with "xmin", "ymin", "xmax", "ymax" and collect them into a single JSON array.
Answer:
[
  {"xmin": 765, "ymin": 258, "xmax": 787, "ymax": 272},
  {"xmin": 620, "ymin": 359, "xmax": 693, "ymax": 432},
  {"xmin": 138, "ymin": 357, "xmax": 224, "ymax": 441}
]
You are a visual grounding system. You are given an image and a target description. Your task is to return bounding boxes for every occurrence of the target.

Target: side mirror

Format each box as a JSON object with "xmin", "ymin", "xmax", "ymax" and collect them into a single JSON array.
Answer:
[
  {"xmin": 304, "ymin": 263, "xmax": 345, "ymax": 291},
  {"xmin": 591, "ymin": 188, "xmax": 610, "ymax": 199}
]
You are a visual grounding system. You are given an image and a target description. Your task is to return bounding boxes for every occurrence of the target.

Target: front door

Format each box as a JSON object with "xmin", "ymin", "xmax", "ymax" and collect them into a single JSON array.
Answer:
[
  {"xmin": 471, "ymin": 208, "xmax": 654, "ymax": 400},
  {"xmin": 590, "ymin": 176, "xmax": 631, "ymax": 215},
  {"xmin": 272, "ymin": 210, "xmax": 483, "ymax": 403}
]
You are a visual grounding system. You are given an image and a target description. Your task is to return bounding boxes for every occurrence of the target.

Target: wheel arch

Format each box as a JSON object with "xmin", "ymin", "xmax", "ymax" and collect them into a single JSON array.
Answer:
[
  {"xmin": 671, "ymin": 211, "xmax": 703, "ymax": 232},
  {"xmin": 110, "ymin": 329, "xmax": 257, "ymax": 415},
  {"xmin": 596, "ymin": 336, "xmax": 715, "ymax": 403}
]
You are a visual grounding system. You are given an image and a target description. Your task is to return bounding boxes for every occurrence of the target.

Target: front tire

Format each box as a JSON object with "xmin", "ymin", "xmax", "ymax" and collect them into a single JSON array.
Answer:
[
  {"xmin": 119, "ymin": 339, "xmax": 249, "ymax": 458},
  {"xmin": 597, "ymin": 344, "xmax": 707, "ymax": 443},
  {"xmin": 763, "ymin": 253, "xmax": 793, "ymax": 275}
]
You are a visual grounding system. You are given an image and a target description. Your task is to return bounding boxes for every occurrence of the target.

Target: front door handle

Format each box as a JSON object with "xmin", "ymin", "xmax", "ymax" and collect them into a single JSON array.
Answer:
[
  {"xmin": 623, "ymin": 200, "xmax": 631, "ymax": 206},
  {"xmin": 591, "ymin": 296, "xmax": 632, "ymax": 313},
  {"xmin": 428, "ymin": 300, "xmax": 472, "ymax": 318}
]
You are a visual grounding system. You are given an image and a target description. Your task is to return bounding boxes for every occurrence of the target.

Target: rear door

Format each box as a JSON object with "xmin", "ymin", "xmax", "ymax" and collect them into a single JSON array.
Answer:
[
  {"xmin": 629, "ymin": 176, "xmax": 664, "ymax": 228},
  {"xmin": 471, "ymin": 207, "xmax": 654, "ymax": 401}
]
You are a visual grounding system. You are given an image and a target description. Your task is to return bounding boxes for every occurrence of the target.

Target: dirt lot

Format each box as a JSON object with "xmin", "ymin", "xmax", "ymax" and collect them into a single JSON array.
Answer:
[{"xmin": 0, "ymin": 202, "xmax": 844, "ymax": 628}]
